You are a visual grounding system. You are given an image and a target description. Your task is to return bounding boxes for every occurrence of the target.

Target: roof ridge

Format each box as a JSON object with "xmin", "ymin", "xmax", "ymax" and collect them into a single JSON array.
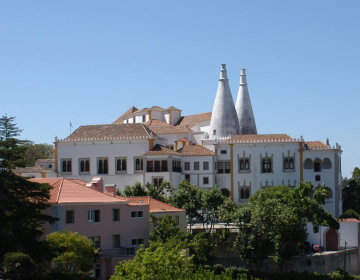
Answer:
[{"xmin": 56, "ymin": 178, "xmax": 64, "ymax": 203}]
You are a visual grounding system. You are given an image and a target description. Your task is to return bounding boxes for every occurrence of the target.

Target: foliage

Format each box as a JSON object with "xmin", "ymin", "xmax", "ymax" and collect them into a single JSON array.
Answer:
[
  {"xmin": 339, "ymin": 209, "xmax": 360, "ymax": 220},
  {"xmin": 110, "ymin": 240, "xmax": 194, "ymax": 280},
  {"xmin": 150, "ymin": 214, "xmax": 186, "ymax": 243},
  {"xmin": 46, "ymin": 230, "xmax": 99, "ymax": 274},
  {"xmin": 0, "ymin": 114, "xmax": 28, "ymax": 169},
  {"xmin": 342, "ymin": 167, "xmax": 360, "ymax": 213},
  {"xmin": 188, "ymin": 232, "xmax": 212, "ymax": 266},
  {"xmin": 0, "ymin": 170, "xmax": 57, "ymax": 271},
  {"xmin": 234, "ymin": 182, "xmax": 339, "ymax": 268},
  {"xmin": 123, "ymin": 182, "xmax": 147, "ymax": 197},
  {"xmin": 2, "ymin": 252, "xmax": 38, "ymax": 280},
  {"xmin": 23, "ymin": 142, "xmax": 53, "ymax": 166}
]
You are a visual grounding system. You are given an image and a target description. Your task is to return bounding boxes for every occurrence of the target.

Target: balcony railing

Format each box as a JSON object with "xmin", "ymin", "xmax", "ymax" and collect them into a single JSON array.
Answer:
[{"xmin": 100, "ymin": 247, "xmax": 138, "ymax": 258}]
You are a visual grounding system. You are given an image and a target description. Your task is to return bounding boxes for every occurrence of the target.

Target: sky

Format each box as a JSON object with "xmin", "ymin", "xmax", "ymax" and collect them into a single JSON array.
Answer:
[{"xmin": 0, "ymin": 1, "xmax": 359, "ymax": 178}]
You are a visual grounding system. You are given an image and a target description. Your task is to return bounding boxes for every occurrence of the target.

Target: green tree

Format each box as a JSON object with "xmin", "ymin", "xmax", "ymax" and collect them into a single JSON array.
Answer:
[
  {"xmin": 146, "ymin": 180, "xmax": 174, "ymax": 203},
  {"xmin": 234, "ymin": 182, "xmax": 339, "ymax": 270},
  {"xmin": 150, "ymin": 215, "xmax": 186, "ymax": 243},
  {"xmin": 123, "ymin": 182, "xmax": 147, "ymax": 196},
  {"xmin": 342, "ymin": 167, "xmax": 360, "ymax": 214},
  {"xmin": 339, "ymin": 209, "xmax": 360, "ymax": 220},
  {"xmin": 23, "ymin": 142, "xmax": 53, "ymax": 166},
  {"xmin": 46, "ymin": 231, "xmax": 99, "ymax": 275},
  {"xmin": 0, "ymin": 114, "xmax": 28, "ymax": 169}
]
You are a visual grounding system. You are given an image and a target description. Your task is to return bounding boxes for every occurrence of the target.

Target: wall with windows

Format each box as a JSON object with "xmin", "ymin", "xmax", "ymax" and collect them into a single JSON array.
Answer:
[
  {"xmin": 182, "ymin": 155, "xmax": 215, "ymax": 188},
  {"xmin": 152, "ymin": 211, "xmax": 187, "ymax": 233}
]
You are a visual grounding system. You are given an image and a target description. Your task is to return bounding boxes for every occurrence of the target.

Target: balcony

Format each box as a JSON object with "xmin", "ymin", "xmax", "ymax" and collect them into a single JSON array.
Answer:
[{"xmin": 100, "ymin": 247, "xmax": 138, "ymax": 258}]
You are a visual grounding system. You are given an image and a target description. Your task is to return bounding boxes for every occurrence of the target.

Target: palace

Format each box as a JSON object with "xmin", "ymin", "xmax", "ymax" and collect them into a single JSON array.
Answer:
[{"xmin": 54, "ymin": 64, "xmax": 342, "ymax": 217}]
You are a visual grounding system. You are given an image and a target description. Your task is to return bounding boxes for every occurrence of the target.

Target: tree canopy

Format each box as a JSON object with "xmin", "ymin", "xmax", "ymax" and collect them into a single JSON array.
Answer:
[
  {"xmin": 342, "ymin": 167, "xmax": 360, "ymax": 214},
  {"xmin": 23, "ymin": 142, "xmax": 54, "ymax": 166}
]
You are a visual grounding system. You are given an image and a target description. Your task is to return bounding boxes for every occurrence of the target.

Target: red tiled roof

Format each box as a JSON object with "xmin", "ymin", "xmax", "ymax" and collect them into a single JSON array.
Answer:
[
  {"xmin": 112, "ymin": 106, "xmax": 139, "ymax": 124},
  {"xmin": 177, "ymin": 145, "xmax": 215, "ymax": 156},
  {"xmin": 166, "ymin": 106, "xmax": 181, "ymax": 111},
  {"xmin": 144, "ymin": 119, "xmax": 171, "ymax": 126},
  {"xmin": 126, "ymin": 196, "xmax": 185, "ymax": 213},
  {"xmin": 175, "ymin": 112, "xmax": 212, "ymax": 127},
  {"xmin": 306, "ymin": 141, "xmax": 329, "ymax": 148},
  {"xmin": 13, "ymin": 165, "xmax": 55, "ymax": 174},
  {"xmin": 175, "ymin": 137, "xmax": 189, "ymax": 142},
  {"xmin": 65, "ymin": 123, "xmax": 152, "ymax": 140},
  {"xmin": 143, "ymin": 144, "xmax": 181, "ymax": 156},
  {"xmin": 229, "ymin": 134, "xmax": 293, "ymax": 142},
  {"xmin": 147, "ymin": 125, "xmax": 192, "ymax": 135},
  {"xmin": 338, "ymin": 218, "xmax": 360, "ymax": 223},
  {"xmin": 29, "ymin": 178, "xmax": 128, "ymax": 204}
]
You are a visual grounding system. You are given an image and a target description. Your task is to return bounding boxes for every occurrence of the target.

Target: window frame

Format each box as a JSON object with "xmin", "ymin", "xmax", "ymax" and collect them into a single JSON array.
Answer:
[
  {"xmin": 175, "ymin": 216, "xmax": 179, "ymax": 225},
  {"xmin": 134, "ymin": 157, "xmax": 144, "ymax": 172},
  {"xmin": 113, "ymin": 209, "xmax": 120, "ymax": 221},
  {"xmin": 194, "ymin": 162, "xmax": 199, "ymax": 170},
  {"xmin": 131, "ymin": 211, "xmax": 144, "ymax": 218},
  {"xmin": 184, "ymin": 162, "xmax": 190, "ymax": 170},
  {"xmin": 97, "ymin": 157, "xmax": 109, "ymax": 175},
  {"xmin": 115, "ymin": 157, "xmax": 127, "ymax": 174},
  {"xmin": 66, "ymin": 210, "xmax": 74, "ymax": 224},
  {"xmin": 79, "ymin": 158, "xmax": 90, "ymax": 175},
  {"xmin": 113, "ymin": 234, "xmax": 121, "ymax": 249},
  {"xmin": 203, "ymin": 177, "xmax": 209, "ymax": 185},
  {"xmin": 203, "ymin": 161, "xmax": 209, "ymax": 170},
  {"xmin": 61, "ymin": 158, "xmax": 72, "ymax": 174},
  {"xmin": 87, "ymin": 209, "xmax": 101, "ymax": 223}
]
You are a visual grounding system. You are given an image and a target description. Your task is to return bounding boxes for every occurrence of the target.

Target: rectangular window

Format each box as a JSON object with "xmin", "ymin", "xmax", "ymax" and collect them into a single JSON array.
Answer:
[
  {"xmin": 113, "ymin": 234, "xmax": 120, "ymax": 248},
  {"xmin": 61, "ymin": 159, "xmax": 72, "ymax": 174},
  {"xmin": 185, "ymin": 162, "xmax": 190, "ymax": 170},
  {"xmin": 220, "ymin": 150, "xmax": 227, "ymax": 154},
  {"xmin": 194, "ymin": 162, "xmax": 199, "ymax": 170},
  {"xmin": 154, "ymin": 161, "xmax": 161, "ymax": 172},
  {"xmin": 66, "ymin": 210, "xmax": 74, "ymax": 224},
  {"xmin": 161, "ymin": 160, "xmax": 168, "ymax": 172},
  {"xmin": 134, "ymin": 157, "xmax": 143, "ymax": 171},
  {"xmin": 89, "ymin": 236, "xmax": 101, "ymax": 249},
  {"xmin": 131, "ymin": 211, "xmax": 144, "ymax": 218},
  {"xmin": 88, "ymin": 210, "xmax": 100, "ymax": 223},
  {"xmin": 218, "ymin": 162, "xmax": 224, "ymax": 173},
  {"xmin": 113, "ymin": 209, "xmax": 120, "ymax": 221},
  {"xmin": 185, "ymin": 174, "xmax": 190, "ymax": 182},
  {"xmin": 203, "ymin": 162, "xmax": 209, "ymax": 170},
  {"xmin": 153, "ymin": 217, "xmax": 158, "ymax": 227},
  {"xmin": 97, "ymin": 158, "xmax": 108, "ymax": 174},
  {"xmin": 225, "ymin": 162, "xmax": 230, "ymax": 173},
  {"xmin": 142, "ymin": 115, "xmax": 146, "ymax": 122},
  {"xmin": 79, "ymin": 158, "xmax": 90, "ymax": 175},
  {"xmin": 175, "ymin": 216, "xmax": 179, "ymax": 225},
  {"xmin": 153, "ymin": 177, "xmax": 163, "ymax": 187},
  {"xmin": 132, "ymin": 238, "xmax": 144, "ymax": 245},
  {"xmin": 203, "ymin": 177, "xmax": 209, "ymax": 185},
  {"xmin": 147, "ymin": 161, "xmax": 153, "ymax": 172},
  {"xmin": 126, "ymin": 247, "xmax": 135, "ymax": 255},
  {"xmin": 115, "ymin": 157, "xmax": 127, "ymax": 174}
]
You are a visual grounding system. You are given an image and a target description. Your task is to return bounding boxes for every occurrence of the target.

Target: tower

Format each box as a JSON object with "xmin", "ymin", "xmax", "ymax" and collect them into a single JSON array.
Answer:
[
  {"xmin": 209, "ymin": 64, "xmax": 240, "ymax": 138},
  {"xmin": 235, "ymin": 68, "xmax": 257, "ymax": 134}
]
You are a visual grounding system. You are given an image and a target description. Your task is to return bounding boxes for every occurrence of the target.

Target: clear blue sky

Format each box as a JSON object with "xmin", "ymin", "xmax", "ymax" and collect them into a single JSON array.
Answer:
[{"xmin": 1, "ymin": 1, "xmax": 359, "ymax": 178}]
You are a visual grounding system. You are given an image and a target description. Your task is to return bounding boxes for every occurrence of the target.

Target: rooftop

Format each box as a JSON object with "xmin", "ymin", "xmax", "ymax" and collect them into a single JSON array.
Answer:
[
  {"xmin": 177, "ymin": 145, "xmax": 215, "ymax": 156},
  {"xmin": 126, "ymin": 196, "xmax": 185, "ymax": 213}
]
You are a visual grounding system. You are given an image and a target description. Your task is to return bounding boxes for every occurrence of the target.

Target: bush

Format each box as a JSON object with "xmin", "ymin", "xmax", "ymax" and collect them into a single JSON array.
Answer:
[{"xmin": 339, "ymin": 209, "xmax": 360, "ymax": 220}]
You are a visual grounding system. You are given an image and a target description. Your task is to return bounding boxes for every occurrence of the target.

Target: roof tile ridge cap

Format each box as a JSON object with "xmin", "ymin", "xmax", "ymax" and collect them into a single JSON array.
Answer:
[
  {"xmin": 141, "ymin": 123, "xmax": 151, "ymax": 138},
  {"xmin": 56, "ymin": 178, "xmax": 64, "ymax": 203}
]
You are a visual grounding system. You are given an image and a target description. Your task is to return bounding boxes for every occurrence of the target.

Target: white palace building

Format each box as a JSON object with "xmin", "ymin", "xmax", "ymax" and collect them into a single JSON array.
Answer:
[{"xmin": 54, "ymin": 64, "xmax": 343, "ymax": 217}]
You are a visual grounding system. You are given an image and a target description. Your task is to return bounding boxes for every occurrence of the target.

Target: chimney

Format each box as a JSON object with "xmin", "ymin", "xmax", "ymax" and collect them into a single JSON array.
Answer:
[
  {"xmin": 105, "ymin": 184, "xmax": 117, "ymax": 197},
  {"xmin": 89, "ymin": 177, "xmax": 104, "ymax": 192},
  {"xmin": 326, "ymin": 138, "xmax": 330, "ymax": 146}
]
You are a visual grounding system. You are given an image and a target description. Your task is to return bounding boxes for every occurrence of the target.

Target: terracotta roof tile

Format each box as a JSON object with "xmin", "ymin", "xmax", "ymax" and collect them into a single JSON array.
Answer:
[
  {"xmin": 144, "ymin": 119, "xmax": 171, "ymax": 126},
  {"xmin": 13, "ymin": 165, "xmax": 55, "ymax": 174},
  {"xmin": 29, "ymin": 178, "xmax": 128, "ymax": 204},
  {"xmin": 175, "ymin": 137, "xmax": 189, "ymax": 142},
  {"xmin": 177, "ymin": 145, "xmax": 215, "ymax": 156},
  {"xmin": 338, "ymin": 218, "xmax": 360, "ymax": 223},
  {"xmin": 143, "ymin": 144, "xmax": 181, "ymax": 156},
  {"xmin": 305, "ymin": 141, "xmax": 329, "ymax": 149},
  {"xmin": 229, "ymin": 134, "xmax": 293, "ymax": 142},
  {"xmin": 146, "ymin": 125, "xmax": 193, "ymax": 135},
  {"xmin": 126, "ymin": 196, "xmax": 185, "ymax": 213},
  {"xmin": 166, "ymin": 106, "xmax": 181, "ymax": 111},
  {"xmin": 112, "ymin": 106, "xmax": 139, "ymax": 124},
  {"xmin": 149, "ymin": 106, "xmax": 165, "ymax": 112},
  {"xmin": 64, "ymin": 123, "xmax": 151, "ymax": 140},
  {"xmin": 175, "ymin": 112, "xmax": 212, "ymax": 127}
]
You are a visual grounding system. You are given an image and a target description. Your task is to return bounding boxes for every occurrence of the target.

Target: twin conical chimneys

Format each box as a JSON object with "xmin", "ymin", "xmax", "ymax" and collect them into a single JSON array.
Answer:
[
  {"xmin": 235, "ymin": 68, "xmax": 257, "ymax": 134},
  {"xmin": 209, "ymin": 64, "xmax": 257, "ymax": 138}
]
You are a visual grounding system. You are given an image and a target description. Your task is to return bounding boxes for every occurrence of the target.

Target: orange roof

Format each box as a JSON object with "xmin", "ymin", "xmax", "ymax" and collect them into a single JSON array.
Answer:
[
  {"xmin": 305, "ymin": 141, "xmax": 329, "ymax": 149},
  {"xmin": 112, "ymin": 106, "xmax": 139, "ymax": 124},
  {"xmin": 229, "ymin": 134, "xmax": 293, "ymax": 142},
  {"xmin": 175, "ymin": 112, "xmax": 212, "ymax": 127},
  {"xmin": 126, "ymin": 196, "xmax": 185, "ymax": 213},
  {"xmin": 143, "ymin": 144, "xmax": 181, "ymax": 156},
  {"xmin": 177, "ymin": 145, "xmax": 215, "ymax": 156},
  {"xmin": 144, "ymin": 119, "xmax": 171, "ymax": 126},
  {"xmin": 30, "ymin": 178, "xmax": 128, "ymax": 204},
  {"xmin": 13, "ymin": 165, "xmax": 55, "ymax": 174},
  {"xmin": 338, "ymin": 218, "xmax": 360, "ymax": 223},
  {"xmin": 147, "ymin": 125, "xmax": 192, "ymax": 135},
  {"xmin": 175, "ymin": 137, "xmax": 189, "ymax": 142}
]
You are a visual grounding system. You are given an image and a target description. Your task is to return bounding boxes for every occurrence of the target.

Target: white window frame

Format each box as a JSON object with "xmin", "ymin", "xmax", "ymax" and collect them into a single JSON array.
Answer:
[
  {"xmin": 115, "ymin": 157, "xmax": 127, "ymax": 174},
  {"xmin": 87, "ymin": 210, "xmax": 100, "ymax": 223},
  {"xmin": 79, "ymin": 158, "xmax": 90, "ymax": 175},
  {"xmin": 97, "ymin": 157, "xmax": 109, "ymax": 174}
]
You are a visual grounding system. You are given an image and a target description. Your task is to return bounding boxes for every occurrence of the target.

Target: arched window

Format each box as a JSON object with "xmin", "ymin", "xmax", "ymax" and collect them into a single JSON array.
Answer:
[
  {"xmin": 267, "ymin": 159, "xmax": 271, "ymax": 173},
  {"xmin": 284, "ymin": 159, "xmax": 289, "ymax": 169},
  {"xmin": 314, "ymin": 158, "xmax": 322, "ymax": 172},
  {"xmin": 136, "ymin": 159, "xmax": 140, "ymax": 170},
  {"xmin": 262, "ymin": 160, "xmax": 267, "ymax": 173},
  {"xmin": 117, "ymin": 159, "xmax": 121, "ymax": 171},
  {"xmin": 103, "ymin": 159, "xmax": 108, "ymax": 174},
  {"xmin": 67, "ymin": 160, "xmax": 72, "ymax": 172},
  {"xmin": 240, "ymin": 160, "xmax": 244, "ymax": 170},
  {"xmin": 85, "ymin": 160, "xmax": 90, "ymax": 172},
  {"xmin": 304, "ymin": 158, "xmax": 313, "ymax": 169},
  {"xmin": 289, "ymin": 159, "xmax": 294, "ymax": 169},
  {"xmin": 122, "ymin": 159, "xmax": 126, "ymax": 171},
  {"xmin": 323, "ymin": 158, "xmax": 332, "ymax": 169},
  {"xmin": 221, "ymin": 188, "xmax": 230, "ymax": 197},
  {"xmin": 245, "ymin": 189, "xmax": 250, "ymax": 199},
  {"xmin": 62, "ymin": 161, "xmax": 67, "ymax": 172},
  {"xmin": 241, "ymin": 189, "xmax": 245, "ymax": 199},
  {"xmin": 80, "ymin": 160, "xmax": 85, "ymax": 172},
  {"xmin": 98, "ymin": 160, "xmax": 103, "ymax": 174},
  {"xmin": 245, "ymin": 160, "xmax": 249, "ymax": 170}
]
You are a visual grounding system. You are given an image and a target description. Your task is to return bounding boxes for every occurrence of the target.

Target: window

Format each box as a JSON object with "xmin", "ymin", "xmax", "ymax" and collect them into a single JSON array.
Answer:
[
  {"xmin": 113, "ymin": 209, "xmax": 120, "ymax": 221},
  {"xmin": 92, "ymin": 263, "xmax": 101, "ymax": 279},
  {"xmin": 175, "ymin": 216, "xmax": 179, "ymax": 225},
  {"xmin": 142, "ymin": 115, "xmax": 146, "ymax": 122},
  {"xmin": 283, "ymin": 152, "xmax": 295, "ymax": 172},
  {"xmin": 262, "ymin": 159, "xmax": 272, "ymax": 173},
  {"xmin": 49, "ymin": 164, "xmax": 52, "ymax": 168},
  {"xmin": 167, "ymin": 145, "xmax": 174, "ymax": 150},
  {"xmin": 194, "ymin": 162, "xmax": 199, "ymax": 170},
  {"xmin": 97, "ymin": 158, "xmax": 108, "ymax": 174},
  {"xmin": 217, "ymin": 161, "xmax": 230, "ymax": 174},
  {"xmin": 131, "ymin": 211, "xmax": 143, "ymax": 218},
  {"xmin": 220, "ymin": 150, "xmax": 227, "ymax": 154},
  {"xmin": 213, "ymin": 130, "xmax": 216, "ymax": 135},
  {"xmin": 61, "ymin": 159, "xmax": 72, "ymax": 174},
  {"xmin": 132, "ymin": 238, "xmax": 144, "ymax": 245},
  {"xmin": 239, "ymin": 158, "xmax": 250, "ymax": 172},
  {"xmin": 315, "ymin": 175, "xmax": 321, "ymax": 181},
  {"xmin": 113, "ymin": 234, "xmax": 120, "ymax": 248},
  {"xmin": 66, "ymin": 210, "xmax": 74, "ymax": 224},
  {"xmin": 203, "ymin": 177, "xmax": 209, "ymax": 185},
  {"xmin": 185, "ymin": 174, "xmax": 190, "ymax": 182},
  {"xmin": 88, "ymin": 210, "xmax": 100, "ymax": 223},
  {"xmin": 240, "ymin": 188, "xmax": 250, "ymax": 199},
  {"xmin": 89, "ymin": 236, "xmax": 101, "ymax": 249},
  {"xmin": 203, "ymin": 162, "xmax": 209, "ymax": 170},
  {"xmin": 172, "ymin": 160, "xmax": 181, "ymax": 172},
  {"xmin": 184, "ymin": 162, "xmax": 190, "ymax": 170},
  {"xmin": 116, "ymin": 157, "xmax": 127, "ymax": 174},
  {"xmin": 153, "ymin": 217, "xmax": 157, "ymax": 227},
  {"xmin": 146, "ymin": 160, "xmax": 167, "ymax": 172},
  {"xmin": 326, "ymin": 188, "xmax": 333, "ymax": 198},
  {"xmin": 135, "ymin": 157, "xmax": 143, "ymax": 171},
  {"xmin": 79, "ymin": 158, "xmax": 90, "ymax": 174},
  {"xmin": 126, "ymin": 247, "xmax": 135, "ymax": 255},
  {"xmin": 153, "ymin": 177, "xmax": 163, "ymax": 187}
]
